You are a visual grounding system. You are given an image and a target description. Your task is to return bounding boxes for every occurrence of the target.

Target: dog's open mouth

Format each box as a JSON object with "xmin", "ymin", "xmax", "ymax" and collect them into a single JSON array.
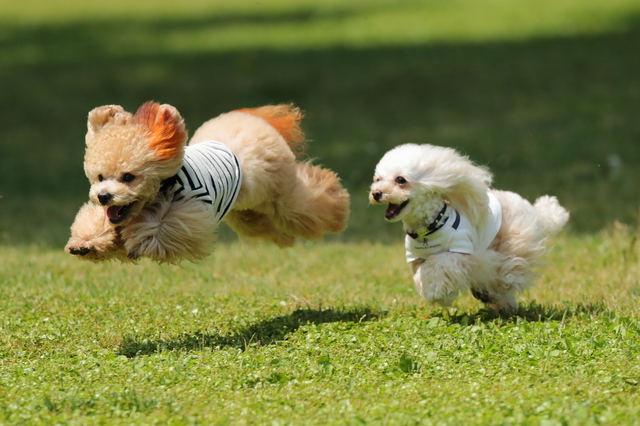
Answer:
[
  {"xmin": 106, "ymin": 202, "xmax": 134, "ymax": 224},
  {"xmin": 385, "ymin": 200, "xmax": 409, "ymax": 220}
]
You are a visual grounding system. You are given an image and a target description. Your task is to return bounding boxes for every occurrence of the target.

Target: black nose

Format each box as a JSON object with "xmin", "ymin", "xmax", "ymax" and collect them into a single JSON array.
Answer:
[
  {"xmin": 98, "ymin": 191, "xmax": 112, "ymax": 205},
  {"xmin": 371, "ymin": 190, "xmax": 382, "ymax": 202}
]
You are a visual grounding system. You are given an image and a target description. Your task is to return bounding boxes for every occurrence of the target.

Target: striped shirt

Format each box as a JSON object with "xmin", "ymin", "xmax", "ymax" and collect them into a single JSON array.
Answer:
[{"xmin": 164, "ymin": 141, "xmax": 242, "ymax": 224}]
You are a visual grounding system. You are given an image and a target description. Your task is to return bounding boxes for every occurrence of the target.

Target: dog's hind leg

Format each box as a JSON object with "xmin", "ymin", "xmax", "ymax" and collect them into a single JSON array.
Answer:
[
  {"xmin": 225, "ymin": 210, "xmax": 295, "ymax": 248},
  {"xmin": 489, "ymin": 256, "xmax": 538, "ymax": 311},
  {"xmin": 458, "ymin": 249, "xmax": 528, "ymax": 311},
  {"xmin": 492, "ymin": 292, "xmax": 518, "ymax": 311},
  {"xmin": 269, "ymin": 161, "xmax": 350, "ymax": 240}
]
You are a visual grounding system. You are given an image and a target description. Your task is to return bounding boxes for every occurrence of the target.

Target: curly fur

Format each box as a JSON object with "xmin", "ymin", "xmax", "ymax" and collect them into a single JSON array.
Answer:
[
  {"xmin": 66, "ymin": 102, "xmax": 350, "ymax": 263},
  {"xmin": 370, "ymin": 143, "xmax": 569, "ymax": 310}
]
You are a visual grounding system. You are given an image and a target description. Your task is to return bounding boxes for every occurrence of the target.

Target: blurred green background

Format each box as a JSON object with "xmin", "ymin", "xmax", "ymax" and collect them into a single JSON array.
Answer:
[{"xmin": 1, "ymin": 0, "xmax": 639, "ymax": 247}]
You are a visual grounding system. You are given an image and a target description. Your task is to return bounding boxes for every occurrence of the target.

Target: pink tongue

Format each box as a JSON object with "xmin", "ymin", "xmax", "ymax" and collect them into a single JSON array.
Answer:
[
  {"xmin": 107, "ymin": 205, "xmax": 123, "ymax": 220},
  {"xmin": 386, "ymin": 203, "xmax": 399, "ymax": 216}
]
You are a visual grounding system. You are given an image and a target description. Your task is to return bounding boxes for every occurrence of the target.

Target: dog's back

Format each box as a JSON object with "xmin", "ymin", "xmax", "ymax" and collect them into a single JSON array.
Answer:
[
  {"xmin": 234, "ymin": 105, "xmax": 305, "ymax": 156},
  {"xmin": 189, "ymin": 104, "xmax": 350, "ymax": 247}
]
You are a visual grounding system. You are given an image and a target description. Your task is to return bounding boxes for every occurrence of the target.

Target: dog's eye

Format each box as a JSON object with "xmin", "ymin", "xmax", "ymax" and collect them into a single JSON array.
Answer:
[
  {"xmin": 395, "ymin": 176, "xmax": 407, "ymax": 185},
  {"xmin": 98, "ymin": 174, "xmax": 104, "ymax": 182},
  {"xmin": 121, "ymin": 173, "xmax": 135, "ymax": 183}
]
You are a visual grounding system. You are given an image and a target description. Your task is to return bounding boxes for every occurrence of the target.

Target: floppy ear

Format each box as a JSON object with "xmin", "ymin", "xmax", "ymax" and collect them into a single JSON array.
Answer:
[
  {"xmin": 86, "ymin": 105, "xmax": 132, "ymax": 145},
  {"xmin": 133, "ymin": 101, "xmax": 188, "ymax": 161},
  {"xmin": 443, "ymin": 164, "xmax": 493, "ymax": 227}
]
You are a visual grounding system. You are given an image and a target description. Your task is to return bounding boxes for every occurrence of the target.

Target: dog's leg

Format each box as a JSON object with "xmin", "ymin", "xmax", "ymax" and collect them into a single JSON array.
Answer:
[
  {"xmin": 270, "ymin": 162, "xmax": 349, "ymax": 240},
  {"xmin": 65, "ymin": 202, "xmax": 125, "ymax": 261},
  {"xmin": 225, "ymin": 209, "xmax": 295, "ymax": 248},
  {"xmin": 487, "ymin": 266, "xmax": 532, "ymax": 312},
  {"xmin": 410, "ymin": 252, "xmax": 472, "ymax": 306},
  {"xmin": 466, "ymin": 249, "xmax": 520, "ymax": 310},
  {"xmin": 470, "ymin": 287, "xmax": 518, "ymax": 311},
  {"xmin": 122, "ymin": 195, "xmax": 216, "ymax": 263},
  {"xmin": 491, "ymin": 292, "xmax": 518, "ymax": 311},
  {"xmin": 478, "ymin": 250, "xmax": 536, "ymax": 311}
]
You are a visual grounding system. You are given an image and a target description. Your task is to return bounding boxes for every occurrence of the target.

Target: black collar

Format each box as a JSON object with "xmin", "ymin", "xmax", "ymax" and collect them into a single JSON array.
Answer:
[{"xmin": 406, "ymin": 203, "xmax": 449, "ymax": 240}]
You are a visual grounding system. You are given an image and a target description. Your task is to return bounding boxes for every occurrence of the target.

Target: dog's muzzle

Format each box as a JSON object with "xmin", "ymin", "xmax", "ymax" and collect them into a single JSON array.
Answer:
[{"xmin": 98, "ymin": 191, "xmax": 112, "ymax": 205}]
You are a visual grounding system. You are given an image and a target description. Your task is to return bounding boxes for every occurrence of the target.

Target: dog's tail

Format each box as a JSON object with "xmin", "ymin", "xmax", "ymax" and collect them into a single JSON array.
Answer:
[
  {"xmin": 533, "ymin": 195, "xmax": 569, "ymax": 237},
  {"xmin": 235, "ymin": 104, "xmax": 306, "ymax": 157},
  {"xmin": 272, "ymin": 161, "xmax": 350, "ymax": 239}
]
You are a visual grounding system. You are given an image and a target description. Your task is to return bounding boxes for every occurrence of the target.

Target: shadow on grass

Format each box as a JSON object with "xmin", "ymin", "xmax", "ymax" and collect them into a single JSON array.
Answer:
[
  {"xmin": 438, "ymin": 301, "xmax": 610, "ymax": 325},
  {"xmin": 118, "ymin": 306, "xmax": 383, "ymax": 357},
  {"xmin": 117, "ymin": 302, "xmax": 611, "ymax": 357}
]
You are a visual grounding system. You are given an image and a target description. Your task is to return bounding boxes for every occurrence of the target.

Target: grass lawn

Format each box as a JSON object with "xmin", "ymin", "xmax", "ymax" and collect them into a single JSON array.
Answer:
[
  {"xmin": 1, "ymin": 228, "xmax": 640, "ymax": 424},
  {"xmin": 1, "ymin": 0, "xmax": 640, "ymax": 424}
]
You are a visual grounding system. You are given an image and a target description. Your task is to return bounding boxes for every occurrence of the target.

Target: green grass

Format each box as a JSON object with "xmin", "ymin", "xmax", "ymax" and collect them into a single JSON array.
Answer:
[
  {"xmin": 2, "ymin": 0, "xmax": 640, "ymax": 424},
  {"xmin": 1, "ymin": 227, "xmax": 640, "ymax": 424}
]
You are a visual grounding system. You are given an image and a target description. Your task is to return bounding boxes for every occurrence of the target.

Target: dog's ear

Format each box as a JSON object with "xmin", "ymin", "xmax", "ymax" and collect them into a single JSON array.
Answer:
[
  {"xmin": 443, "ymin": 166, "xmax": 493, "ymax": 227},
  {"xmin": 86, "ymin": 105, "xmax": 132, "ymax": 145},
  {"xmin": 133, "ymin": 101, "xmax": 188, "ymax": 161}
]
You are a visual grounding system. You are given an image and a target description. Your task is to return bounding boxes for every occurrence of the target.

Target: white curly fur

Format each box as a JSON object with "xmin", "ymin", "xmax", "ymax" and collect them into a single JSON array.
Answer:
[{"xmin": 370, "ymin": 143, "xmax": 569, "ymax": 310}]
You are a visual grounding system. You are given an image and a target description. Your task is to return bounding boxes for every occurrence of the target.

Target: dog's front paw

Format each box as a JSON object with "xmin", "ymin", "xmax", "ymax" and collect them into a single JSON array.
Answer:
[
  {"xmin": 68, "ymin": 246, "xmax": 91, "ymax": 256},
  {"xmin": 66, "ymin": 237, "xmax": 99, "ymax": 258},
  {"xmin": 65, "ymin": 242, "xmax": 108, "ymax": 261},
  {"xmin": 65, "ymin": 235, "xmax": 122, "ymax": 262},
  {"xmin": 66, "ymin": 244, "xmax": 107, "ymax": 261}
]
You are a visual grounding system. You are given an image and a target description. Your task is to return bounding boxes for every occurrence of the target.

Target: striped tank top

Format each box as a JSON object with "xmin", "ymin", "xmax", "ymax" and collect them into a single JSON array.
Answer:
[{"xmin": 164, "ymin": 141, "xmax": 242, "ymax": 224}]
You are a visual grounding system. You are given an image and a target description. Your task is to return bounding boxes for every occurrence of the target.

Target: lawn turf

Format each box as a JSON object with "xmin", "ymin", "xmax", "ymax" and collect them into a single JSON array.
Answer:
[{"xmin": 1, "ymin": 228, "xmax": 640, "ymax": 424}]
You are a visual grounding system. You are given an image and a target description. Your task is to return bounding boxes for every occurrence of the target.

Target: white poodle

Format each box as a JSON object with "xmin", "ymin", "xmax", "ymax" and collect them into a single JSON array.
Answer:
[{"xmin": 369, "ymin": 143, "xmax": 569, "ymax": 310}]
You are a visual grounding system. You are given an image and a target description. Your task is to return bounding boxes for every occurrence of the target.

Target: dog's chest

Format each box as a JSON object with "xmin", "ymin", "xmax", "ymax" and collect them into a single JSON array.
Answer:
[
  {"xmin": 408, "ymin": 236, "xmax": 446, "ymax": 252},
  {"xmin": 405, "ymin": 219, "xmax": 466, "ymax": 260},
  {"xmin": 404, "ymin": 193, "xmax": 502, "ymax": 263}
]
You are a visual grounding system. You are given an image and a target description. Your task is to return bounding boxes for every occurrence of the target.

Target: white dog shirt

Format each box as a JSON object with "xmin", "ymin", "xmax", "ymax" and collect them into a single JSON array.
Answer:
[
  {"xmin": 405, "ymin": 192, "xmax": 502, "ymax": 262},
  {"xmin": 163, "ymin": 141, "xmax": 242, "ymax": 224}
]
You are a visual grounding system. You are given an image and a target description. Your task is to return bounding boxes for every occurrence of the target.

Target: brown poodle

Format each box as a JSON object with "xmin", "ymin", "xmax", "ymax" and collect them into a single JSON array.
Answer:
[{"xmin": 65, "ymin": 102, "xmax": 349, "ymax": 263}]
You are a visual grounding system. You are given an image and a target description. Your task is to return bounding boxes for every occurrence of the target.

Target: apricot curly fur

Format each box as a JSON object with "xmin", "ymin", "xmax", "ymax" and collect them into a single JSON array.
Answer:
[{"xmin": 66, "ymin": 102, "xmax": 350, "ymax": 264}]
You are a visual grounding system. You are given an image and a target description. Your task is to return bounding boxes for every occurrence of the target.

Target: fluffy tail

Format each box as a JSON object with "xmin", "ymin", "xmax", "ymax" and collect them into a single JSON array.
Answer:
[
  {"xmin": 534, "ymin": 195, "xmax": 569, "ymax": 237},
  {"xmin": 234, "ymin": 104, "xmax": 306, "ymax": 157},
  {"xmin": 273, "ymin": 161, "xmax": 350, "ymax": 239},
  {"xmin": 224, "ymin": 104, "xmax": 349, "ymax": 243}
]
